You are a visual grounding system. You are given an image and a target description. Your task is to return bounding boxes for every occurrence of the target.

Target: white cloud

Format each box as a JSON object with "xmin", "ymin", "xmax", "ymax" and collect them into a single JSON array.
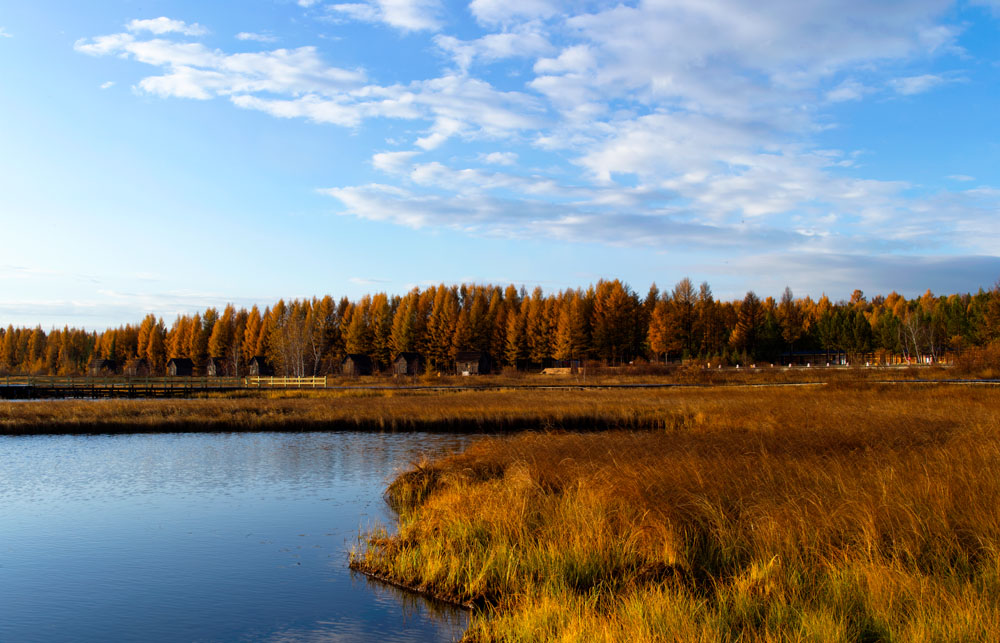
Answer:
[
  {"xmin": 127, "ymin": 17, "xmax": 208, "ymax": 37},
  {"xmin": 948, "ymin": 174, "xmax": 975, "ymax": 182},
  {"xmin": 435, "ymin": 29, "xmax": 552, "ymax": 71},
  {"xmin": 469, "ymin": 0, "xmax": 559, "ymax": 25},
  {"xmin": 77, "ymin": 2, "xmax": 994, "ymax": 268},
  {"xmin": 825, "ymin": 78, "xmax": 870, "ymax": 102},
  {"xmin": 329, "ymin": 0, "xmax": 443, "ymax": 32},
  {"xmin": 481, "ymin": 151, "xmax": 517, "ymax": 165},
  {"xmin": 534, "ymin": 45, "xmax": 594, "ymax": 75},
  {"xmin": 76, "ymin": 37, "xmax": 368, "ymax": 100},
  {"xmin": 100, "ymin": 81, "xmax": 115, "ymax": 89},
  {"xmin": 322, "ymin": 182, "xmax": 802, "ymax": 249},
  {"xmin": 349, "ymin": 276, "xmax": 391, "ymax": 285},
  {"xmin": 889, "ymin": 73, "xmax": 948, "ymax": 95},
  {"xmin": 0, "ymin": 27, "xmax": 12, "ymax": 38},
  {"xmin": 372, "ymin": 150, "xmax": 421, "ymax": 173},
  {"xmin": 236, "ymin": 32, "xmax": 278, "ymax": 43}
]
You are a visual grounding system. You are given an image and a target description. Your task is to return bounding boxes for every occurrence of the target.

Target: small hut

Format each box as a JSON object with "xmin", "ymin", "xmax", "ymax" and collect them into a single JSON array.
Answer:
[
  {"xmin": 123, "ymin": 358, "xmax": 150, "ymax": 377},
  {"xmin": 342, "ymin": 354, "xmax": 374, "ymax": 376},
  {"xmin": 455, "ymin": 351, "xmax": 491, "ymax": 376},
  {"xmin": 393, "ymin": 352, "xmax": 423, "ymax": 376},
  {"xmin": 88, "ymin": 358, "xmax": 117, "ymax": 376},
  {"xmin": 248, "ymin": 356, "xmax": 273, "ymax": 376},
  {"xmin": 167, "ymin": 357, "xmax": 194, "ymax": 377},
  {"xmin": 205, "ymin": 357, "xmax": 226, "ymax": 377}
]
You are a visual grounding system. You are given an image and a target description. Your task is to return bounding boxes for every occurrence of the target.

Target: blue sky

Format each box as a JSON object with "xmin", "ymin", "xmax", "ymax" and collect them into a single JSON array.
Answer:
[{"xmin": 1, "ymin": 0, "xmax": 999, "ymax": 328}]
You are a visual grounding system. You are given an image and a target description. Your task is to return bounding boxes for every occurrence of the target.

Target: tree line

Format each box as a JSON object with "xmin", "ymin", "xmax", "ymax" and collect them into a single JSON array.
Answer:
[{"xmin": 2, "ymin": 279, "xmax": 999, "ymax": 376}]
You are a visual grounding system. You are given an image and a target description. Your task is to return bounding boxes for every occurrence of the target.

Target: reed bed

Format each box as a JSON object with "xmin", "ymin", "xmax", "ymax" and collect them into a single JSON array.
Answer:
[
  {"xmin": 0, "ymin": 368, "xmax": 974, "ymax": 435},
  {"xmin": 352, "ymin": 385, "xmax": 1000, "ymax": 641},
  {"xmin": 0, "ymin": 384, "xmax": 835, "ymax": 435}
]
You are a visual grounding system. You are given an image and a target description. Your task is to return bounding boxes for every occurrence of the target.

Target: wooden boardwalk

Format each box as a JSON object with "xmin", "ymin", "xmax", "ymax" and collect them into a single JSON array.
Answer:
[{"xmin": 0, "ymin": 376, "xmax": 328, "ymax": 399}]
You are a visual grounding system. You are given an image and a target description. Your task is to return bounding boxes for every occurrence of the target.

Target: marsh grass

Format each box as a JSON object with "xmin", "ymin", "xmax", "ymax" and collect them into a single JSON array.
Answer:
[
  {"xmin": 0, "ymin": 375, "xmax": 991, "ymax": 436},
  {"xmin": 352, "ymin": 385, "xmax": 1000, "ymax": 641}
]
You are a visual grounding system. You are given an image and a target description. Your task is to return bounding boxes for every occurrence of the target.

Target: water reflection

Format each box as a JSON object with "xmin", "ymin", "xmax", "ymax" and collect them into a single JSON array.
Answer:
[{"xmin": 0, "ymin": 432, "xmax": 474, "ymax": 642}]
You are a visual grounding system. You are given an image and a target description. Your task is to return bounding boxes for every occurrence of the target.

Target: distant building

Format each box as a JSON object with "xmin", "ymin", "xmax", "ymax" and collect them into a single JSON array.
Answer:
[
  {"xmin": 393, "ymin": 352, "xmax": 423, "ymax": 376},
  {"xmin": 248, "ymin": 356, "xmax": 273, "ymax": 376},
  {"xmin": 123, "ymin": 358, "xmax": 150, "ymax": 377},
  {"xmin": 205, "ymin": 357, "xmax": 226, "ymax": 377},
  {"xmin": 167, "ymin": 358, "xmax": 194, "ymax": 377},
  {"xmin": 342, "ymin": 354, "xmax": 374, "ymax": 376},
  {"xmin": 88, "ymin": 358, "xmax": 116, "ymax": 376},
  {"xmin": 455, "ymin": 351, "xmax": 491, "ymax": 375}
]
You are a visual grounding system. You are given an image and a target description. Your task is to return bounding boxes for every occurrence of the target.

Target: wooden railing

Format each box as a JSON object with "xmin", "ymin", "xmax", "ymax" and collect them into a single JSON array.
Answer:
[
  {"xmin": 0, "ymin": 376, "xmax": 325, "ymax": 390},
  {"xmin": 246, "ymin": 376, "xmax": 328, "ymax": 388}
]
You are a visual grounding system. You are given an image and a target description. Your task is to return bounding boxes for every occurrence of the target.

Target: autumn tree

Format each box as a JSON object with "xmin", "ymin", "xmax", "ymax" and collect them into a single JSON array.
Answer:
[
  {"xmin": 647, "ymin": 295, "xmax": 682, "ymax": 363},
  {"xmin": 208, "ymin": 305, "xmax": 235, "ymax": 365},
  {"xmin": 370, "ymin": 293, "xmax": 393, "ymax": 369},
  {"xmin": 591, "ymin": 279, "xmax": 640, "ymax": 364},
  {"xmin": 777, "ymin": 286, "xmax": 804, "ymax": 352},
  {"xmin": 146, "ymin": 318, "xmax": 167, "ymax": 373},
  {"xmin": 730, "ymin": 291, "xmax": 763, "ymax": 361},
  {"xmin": 553, "ymin": 291, "xmax": 588, "ymax": 362}
]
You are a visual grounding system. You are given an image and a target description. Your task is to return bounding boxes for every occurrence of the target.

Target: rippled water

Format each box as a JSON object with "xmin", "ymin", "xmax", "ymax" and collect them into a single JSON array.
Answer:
[{"xmin": 0, "ymin": 432, "xmax": 474, "ymax": 642}]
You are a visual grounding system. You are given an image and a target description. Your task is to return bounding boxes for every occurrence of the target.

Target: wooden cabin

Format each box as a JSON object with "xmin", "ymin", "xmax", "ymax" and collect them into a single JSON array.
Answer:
[
  {"xmin": 393, "ymin": 352, "xmax": 423, "ymax": 376},
  {"xmin": 342, "ymin": 354, "xmax": 374, "ymax": 376},
  {"xmin": 167, "ymin": 357, "xmax": 194, "ymax": 377},
  {"xmin": 123, "ymin": 358, "xmax": 150, "ymax": 377},
  {"xmin": 205, "ymin": 357, "xmax": 226, "ymax": 377},
  {"xmin": 455, "ymin": 351, "xmax": 490, "ymax": 376},
  {"xmin": 248, "ymin": 356, "xmax": 273, "ymax": 376},
  {"xmin": 88, "ymin": 359, "xmax": 117, "ymax": 376}
]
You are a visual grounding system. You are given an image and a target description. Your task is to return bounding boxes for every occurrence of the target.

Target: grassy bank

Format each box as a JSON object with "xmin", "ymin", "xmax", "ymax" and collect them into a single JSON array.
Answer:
[
  {"xmin": 0, "ymin": 385, "xmax": 825, "ymax": 434},
  {"xmin": 352, "ymin": 385, "xmax": 1000, "ymax": 641},
  {"xmin": 0, "ymin": 367, "xmax": 984, "ymax": 435}
]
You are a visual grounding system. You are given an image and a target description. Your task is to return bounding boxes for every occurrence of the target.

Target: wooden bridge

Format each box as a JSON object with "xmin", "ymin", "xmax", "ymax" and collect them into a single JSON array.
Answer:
[{"xmin": 0, "ymin": 376, "xmax": 330, "ymax": 399}]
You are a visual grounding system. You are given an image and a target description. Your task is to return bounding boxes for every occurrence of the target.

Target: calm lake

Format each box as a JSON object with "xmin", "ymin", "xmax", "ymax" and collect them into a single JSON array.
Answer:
[{"xmin": 0, "ymin": 431, "xmax": 474, "ymax": 642}]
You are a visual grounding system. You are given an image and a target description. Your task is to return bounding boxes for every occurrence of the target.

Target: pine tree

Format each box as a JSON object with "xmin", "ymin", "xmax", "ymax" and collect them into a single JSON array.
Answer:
[
  {"xmin": 344, "ymin": 296, "xmax": 374, "ymax": 357},
  {"xmin": 504, "ymin": 301, "xmax": 527, "ymax": 367},
  {"xmin": 778, "ymin": 286, "xmax": 804, "ymax": 352},
  {"xmin": 243, "ymin": 307, "xmax": 262, "ymax": 358},
  {"xmin": 451, "ymin": 308, "xmax": 472, "ymax": 357},
  {"xmin": 208, "ymin": 304, "xmax": 235, "ymax": 362},
  {"xmin": 730, "ymin": 291, "xmax": 763, "ymax": 361},
  {"xmin": 591, "ymin": 279, "xmax": 639, "ymax": 364},
  {"xmin": 426, "ymin": 286, "xmax": 458, "ymax": 370},
  {"xmin": 370, "ymin": 293, "xmax": 393, "ymax": 369},
  {"xmin": 146, "ymin": 318, "xmax": 167, "ymax": 373},
  {"xmin": 648, "ymin": 296, "xmax": 682, "ymax": 363},
  {"xmin": 672, "ymin": 278, "xmax": 696, "ymax": 355},
  {"xmin": 136, "ymin": 314, "xmax": 156, "ymax": 360},
  {"xmin": 390, "ymin": 291, "xmax": 417, "ymax": 356}
]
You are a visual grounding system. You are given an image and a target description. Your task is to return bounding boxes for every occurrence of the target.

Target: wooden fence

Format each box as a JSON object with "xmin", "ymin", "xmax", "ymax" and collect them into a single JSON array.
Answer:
[
  {"xmin": 246, "ymin": 376, "xmax": 328, "ymax": 388},
  {"xmin": 0, "ymin": 375, "xmax": 329, "ymax": 395}
]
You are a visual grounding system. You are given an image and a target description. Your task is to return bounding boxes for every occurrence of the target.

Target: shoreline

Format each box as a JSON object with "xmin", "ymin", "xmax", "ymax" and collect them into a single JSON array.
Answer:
[
  {"xmin": 352, "ymin": 384, "xmax": 1000, "ymax": 641},
  {"xmin": 4, "ymin": 377, "xmax": 999, "ymax": 436}
]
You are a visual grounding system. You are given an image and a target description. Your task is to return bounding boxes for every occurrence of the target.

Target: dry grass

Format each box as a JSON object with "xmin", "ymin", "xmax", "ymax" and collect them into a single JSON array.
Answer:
[
  {"xmin": 0, "ymin": 367, "xmax": 973, "ymax": 435},
  {"xmin": 0, "ymin": 384, "xmax": 837, "ymax": 434},
  {"xmin": 352, "ymin": 385, "xmax": 1000, "ymax": 641},
  {"xmin": 952, "ymin": 344, "xmax": 1000, "ymax": 379}
]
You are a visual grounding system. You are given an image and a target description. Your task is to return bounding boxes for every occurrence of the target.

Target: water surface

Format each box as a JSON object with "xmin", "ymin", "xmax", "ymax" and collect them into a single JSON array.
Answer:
[{"xmin": 0, "ymin": 432, "xmax": 474, "ymax": 642}]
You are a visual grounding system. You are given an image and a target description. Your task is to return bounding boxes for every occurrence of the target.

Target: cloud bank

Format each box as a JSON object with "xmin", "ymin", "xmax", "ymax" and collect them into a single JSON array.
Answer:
[{"xmin": 74, "ymin": 2, "xmax": 1000, "ymax": 294}]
